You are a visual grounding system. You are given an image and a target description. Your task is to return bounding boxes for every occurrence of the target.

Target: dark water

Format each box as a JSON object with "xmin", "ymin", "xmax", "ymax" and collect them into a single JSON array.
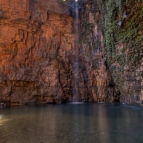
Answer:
[{"xmin": 0, "ymin": 103, "xmax": 143, "ymax": 143}]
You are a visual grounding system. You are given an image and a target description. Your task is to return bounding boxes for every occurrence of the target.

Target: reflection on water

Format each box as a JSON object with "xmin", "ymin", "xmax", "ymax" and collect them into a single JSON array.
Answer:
[
  {"xmin": 0, "ymin": 114, "xmax": 11, "ymax": 126},
  {"xmin": 0, "ymin": 114, "xmax": 3, "ymax": 119},
  {"xmin": 0, "ymin": 104, "xmax": 143, "ymax": 143}
]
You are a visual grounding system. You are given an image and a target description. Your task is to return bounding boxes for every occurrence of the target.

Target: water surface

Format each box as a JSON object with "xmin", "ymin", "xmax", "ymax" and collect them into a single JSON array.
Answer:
[{"xmin": 0, "ymin": 103, "xmax": 143, "ymax": 143}]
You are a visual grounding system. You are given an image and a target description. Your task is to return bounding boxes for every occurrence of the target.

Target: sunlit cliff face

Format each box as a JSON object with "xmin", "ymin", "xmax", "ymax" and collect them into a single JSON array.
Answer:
[
  {"xmin": 0, "ymin": 0, "xmax": 118, "ymax": 104},
  {"xmin": 0, "ymin": 0, "xmax": 75, "ymax": 104}
]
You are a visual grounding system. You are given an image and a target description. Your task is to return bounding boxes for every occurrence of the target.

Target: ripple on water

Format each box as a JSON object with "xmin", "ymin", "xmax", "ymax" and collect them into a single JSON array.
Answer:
[{"xmin": 123, "ymin": 105, "xmax": 143, "ymax": 111}]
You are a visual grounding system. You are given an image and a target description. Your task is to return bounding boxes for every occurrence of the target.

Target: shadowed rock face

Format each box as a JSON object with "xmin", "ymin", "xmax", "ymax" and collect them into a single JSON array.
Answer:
[
  {"xmin": 95, "ymin": 0, "xmax": 143, "ymax": 104},
  {"xmin": 0, "ymin": 0, "xmax": 116, "ymax": 105}
]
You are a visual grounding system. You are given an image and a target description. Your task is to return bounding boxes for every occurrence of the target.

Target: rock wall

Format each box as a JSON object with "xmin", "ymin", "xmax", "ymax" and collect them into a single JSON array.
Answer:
[
  {"xmin": 78, "ymin": 0, "xmax": 120, "ymax": 103},
  {"xmin": 75, "ymin": 0, "xmax": 143, "ymax": 104},
  {"xmin": 96, "ymin": 0, "xmax": 143, "ymax": 103},
  {"xmin": 0, "ymin": 0, "xmax": 118, "ymax": 106},
  {"xmin": 0, "ymin": 0, "xmax": 74, "ymax": 105}
]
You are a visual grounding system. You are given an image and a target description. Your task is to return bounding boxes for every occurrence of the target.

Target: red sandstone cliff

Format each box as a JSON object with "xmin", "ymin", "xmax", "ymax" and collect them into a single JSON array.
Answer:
[
  {"xmin": 0, "ymin": 0, "xmax": 74, "ymax": 104},
  {"xmin": 0, "ymin": 0, "xmax": 114, "ymax": 106}
]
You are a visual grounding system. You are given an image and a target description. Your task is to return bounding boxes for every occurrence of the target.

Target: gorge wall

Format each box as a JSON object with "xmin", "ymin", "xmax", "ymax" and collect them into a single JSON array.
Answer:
[
  {"xmin": 0, "ymin": 0, "xmax": 142, "ymax": 106},
  {"xmin": 80, "ymin": 0, "xmax": 143, "ymax": 104},
  {"xmin": 0, "ymin": 0, "xmax": 115, "ymax": 105},
  {"xmin": 97, "ymin": 0, "xmax": 143, "ymax": 103},
  {"xmin": 0, "ymin": 0, "xmax": 73, "ymax": 105},
  {"xmin": 91, "ymin": 0, "xmax": 143, "ymax": 103}
]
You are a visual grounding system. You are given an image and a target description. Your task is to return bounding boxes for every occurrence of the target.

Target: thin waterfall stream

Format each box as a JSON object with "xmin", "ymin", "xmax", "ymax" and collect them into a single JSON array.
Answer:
[
  {"xmin": 65, "ymin": 0, "xmax": 92, "ymax": 103},
  {"xmin": 72, "ymin": 0, "xmax": 80, "ymax": 102}
]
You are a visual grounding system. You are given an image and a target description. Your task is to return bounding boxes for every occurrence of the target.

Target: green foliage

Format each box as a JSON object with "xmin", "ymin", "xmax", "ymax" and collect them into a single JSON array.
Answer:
[{"xmin": 99, "ymin": 0, "xmax": 143, "ymax": 71}]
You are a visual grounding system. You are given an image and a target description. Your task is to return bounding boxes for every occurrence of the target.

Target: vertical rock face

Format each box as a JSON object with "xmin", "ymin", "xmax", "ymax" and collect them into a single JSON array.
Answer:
[
  {"xmin": 74, "ymin": 0, "xmax": 143, "ymax": 104},
  {"xmin": 96, "ymin": 0, "xmax": 143, "ymax": 103},
  {"xmin": 0, "ymin": 0, "xmax": 117, "ymax": 105},
  {"xmin": 80, "ymin": 0, "xmax": 143, "ymax": 104},
  {"xmin": 0, "ymin": 0, "xmax": 74, "ymax": 104},
  {"xmin": 78, "ymin": 0, "xmax": 119, "ymax": 102},
  {"xmin": 0, "ymin": 0, "xmax": 127, "ymax": 105}
]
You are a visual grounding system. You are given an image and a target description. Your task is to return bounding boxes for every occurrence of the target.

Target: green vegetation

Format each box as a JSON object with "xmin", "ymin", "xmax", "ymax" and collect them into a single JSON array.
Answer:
[
  {"xmin": 79, "ymin": 0, "xmax": 143, "ymax": 100},
  {"xmin": 98, "ymin": 0, "xmax": 143, "ymax": 70},
  {"xmin": 79, "ymin": 0, "xmax": 143, "ymax": 74}
]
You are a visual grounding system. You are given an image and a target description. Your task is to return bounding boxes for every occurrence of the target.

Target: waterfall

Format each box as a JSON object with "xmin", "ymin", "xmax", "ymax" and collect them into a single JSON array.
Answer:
[
  {"xmin": 59, "ymin": 0, "xmax": 85, "ymax": 102},
  {"xmin": 72, "ymin": 0, "xmax": 80, "ymax": 102}
]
